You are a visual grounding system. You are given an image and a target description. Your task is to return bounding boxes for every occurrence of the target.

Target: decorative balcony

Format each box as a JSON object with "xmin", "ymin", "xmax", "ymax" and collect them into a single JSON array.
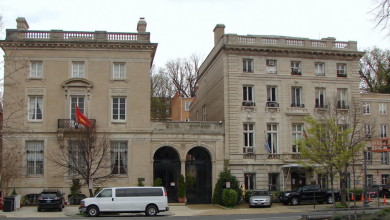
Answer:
[
  {"xmin": 58, "ymin": 119, "xmax": 96, "ymax": 129},
  {"xmin": 337, "ymin": 102, "xmax": 349, "ymax": 109},
  {"xmin": 315, "ymin": 104, "xmax": 328, "ymax": 109},
  {"xmin": 242, "ymin": 101, "xmax": 256, "ymax": 107},
  {"xmin": 291, "ymin": 103, "xmax": 305, "ymax": 108},
  {"xmin": 266, "ymin": 102, "xmax": 279, "ymax": 107}
]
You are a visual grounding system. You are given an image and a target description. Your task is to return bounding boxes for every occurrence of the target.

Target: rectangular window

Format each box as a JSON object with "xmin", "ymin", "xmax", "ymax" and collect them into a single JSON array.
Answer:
[
  {"xmin": 113, "ymin": 63, "xmax": 125, "ymax": 79},
  {"xmin": 315, "ymin": 88, "xmax": 325, "ymax": 108},
  {"xmin": 337, "ymin": 64, "xmax": 347, "ymax": 77},
  {"xmin": 267, "ymin": 124, "xmax": 278, "ymax": 153},
  {"xmin": 318, "ymin": 174, "xmax": 328, "ymax": 189},
  {"xmin": 364, "ymin": 124, "xmax": 372, "ymax": 137},
  {"xmin": 202, "ymin": 105, "xmax": 206, "ymax": 121},
  {"xmin": 382, "ymin": 174, "xmax": 389, "ymax": 184},
  {"xmin": 381, "ymin": 125, "xmax": 388, "ymax": 138},
  {"xmin": 362, "ymin": 103, "xmax": 370, "ymax": 114},
  {"xmin": 30, "ymin": 61, "xmax": 43, "ymax": 78},
  {"xmin": 243, "ymin": 124, "xmax": 254, "ymax": 148},
  {"xmin": 363, "ymin": 102, "xmax": 370, "ymax": 114},
  {"xmin": 315, "ymin": 63, "xmax": 325, "ymax": 76},
  {"xmin": 71, "ymin": 97, "xmax": 85, "ymax": 120},
  {"xmin": 243, "ymin": 86, "xmax": 253, "ymax": 101},
  {"xmin": 68, "ymin": 141, "xmax": 87, "ymax": 176},
  {"xmin": 291, "ymin": 87, "xmax": 303, "ymax": 107},
  {"xmin": 337, "ymin": 89, "xmax": 348, "ymax": 109},
  {"xmin": 380, "ymin": 103, "xmax": 387, "ymax": 115},
  {"xmin": 367, "ymin": 174, "xmax": 373, "ymax": 187},
  {"xmin": 28, "ymin": 96, "xmax": 43, "ymax": 120},
  {"xmin": 112, "ymin": 97, "xmax": 126, "ymax": 121},
  {"xmin": 267, "ymin": 86, "xmax": 277, "ymax": 102},
  {"xmin": 382, "ymin": 152, "xmax": 389, "ymax": 165},
  {"xmin": 243, "ymin": 59, "xmax": 253, "ymax": 72},
  {"xmin": 111, "ymin": 142, "xmax": 128, "ymax": 175},
  {"xmin": 367, "ymin": 147, "xmax": 372, "ymax": 165},
  {"xmin": 266, "ymin": 60, "xmax": 277, "ymax": 74},
  {"xmin": 26, "ymin": 141, "xmax": 44, "ymax": 176},
  {"xmin": 245, "ymin": 173, "xmax": 255, "ymax": 190},
  {"xmin": 185, "ymin": 101, "xmax": 190, "ymax": 111},
  {"xmin": 291, "ymin": 62, "xmax": 301, "ymax": 75},
  {"xmin": 292, "ymin": 124, "xmax": 303, "ymax": 152},
  {"xmin": 268, "ymin": 173, "xmax": 279, "ymax": 191},
  {"xmin": 72, "ymin": 62, "xmax": 85, "ymax": 78}
]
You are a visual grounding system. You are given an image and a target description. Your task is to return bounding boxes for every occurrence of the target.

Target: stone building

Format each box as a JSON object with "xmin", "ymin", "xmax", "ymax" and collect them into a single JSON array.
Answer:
[
  {"xmin": 0, "ymin": 17, "xmax": 224, "ymax": 204},
  {"xmin": 190, "ymin": 24, "xmax": 366, "ymax": 191}
]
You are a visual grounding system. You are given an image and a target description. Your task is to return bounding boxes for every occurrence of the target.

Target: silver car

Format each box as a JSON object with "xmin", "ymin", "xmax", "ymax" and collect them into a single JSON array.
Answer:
[{"xmin": 249, "ymin": 190, "xmax": 272, "ymax": 208}]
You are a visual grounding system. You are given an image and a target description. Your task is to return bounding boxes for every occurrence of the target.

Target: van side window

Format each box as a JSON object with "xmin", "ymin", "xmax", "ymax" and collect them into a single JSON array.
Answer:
[
  {"xmin": 136, "ymin": 188, "xmax": 163, "ymax": 196},
  {"xmin": 99, "ymin": 189, "xmax": 112, "ymax": 198},
  {"xmin": 116, "ymin": 188, "xmax": 137, "ymax": 197}
]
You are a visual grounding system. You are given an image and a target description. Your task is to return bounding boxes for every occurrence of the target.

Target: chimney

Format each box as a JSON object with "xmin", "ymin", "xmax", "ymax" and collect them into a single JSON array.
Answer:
[
  {"xmin": 16, "ymin": 17, "xmax": 29, "ymax": 30},
  {"xmin": 213, "ymin": 24, "xmax": 225, "ymax": 46},
  {"xmin": 137, "ymin": 17, "xmax": 147, "ymax": 33}
]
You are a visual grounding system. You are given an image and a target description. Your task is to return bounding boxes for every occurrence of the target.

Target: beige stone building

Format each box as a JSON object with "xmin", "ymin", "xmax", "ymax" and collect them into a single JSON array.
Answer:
[
  {"xmin": 1, "ymin": 18, "xmax": 224, "ymax": 204},
  {"xmin": 190, "ymin": 24, "xmax": 367, "ymax": 191}
]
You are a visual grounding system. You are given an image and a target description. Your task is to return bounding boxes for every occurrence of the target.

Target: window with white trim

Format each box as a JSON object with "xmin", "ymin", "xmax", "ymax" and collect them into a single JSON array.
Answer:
[
  {"xmin": 30, "ymin": 61, "xmax": 43, "ymax": 78},
  {"xmin": 26, "ymin": 141, "xmax": 44, "ymax": 176},
  {"xmin": 72, "ymin": 62, "xmax": 84, "ymax": 78},
  {"xmin": 292, "ymin": 124, "xmax": 303, "ymax": 152},
  {"xmin": 243, "ymin": 86, "xmax": 253, "ymax": 101},
  {"xmin": 202, "ymin": 105, "xmax": 206, "ymax": 121},
  {"xmin": 267, "ymin": 86, "xmax": 277, "ymax": 102},
  {"xmin": 291, "ymin": 87, "xmax": 302, "ymax": 107},
  {"xmin": 267, "ymin": 124, "xmax": 278, "ymax": 153},
  {"xmin": 367, "ymin": 174, "xmax": 373, "ymax": 186},
  {"xmin": 243, "ymin": 59, "xmax": 253, "ymax": 72},
  {"xmin": 315, "ymin": 63, "xmax": 325, "ymax": 76},
  {"xmin": 291, "ymin": 62, "xmax": 301, "ymax": 74},
  {"xmin": 243, "ymin": 123, "xmax": 254, "ymax": 148},
  {"xmin": 28, "ymin": 96, "xmax": 43, "ymax": 121},
  {"xmin": 68, "ymin": 141, "xmax": 87, "ymax": 176},
  {"xmin": 266, "ymin": 60, "xmax": 277, "ymax": 74},
  {"xmin": 382, "ymin": 152, "xmax": 389, "ymax": 165},
  {"xmin": 381, "ymin": 125, "xmax": 388, "ymax": 138},
  {"xmin": 315, "ymin": 88, "xmax": 325, "ymax": 108},
  {"xmin": 363, "ymin": 102, "xmax": 370, "ymax": 114},
  {"xmin": 185, "ymin": 101, "xmax": 190, "ymax": 111},
  {"xmin": 367, "ymin": 147, "xmax": 372, "ymax": 165},
  {"xmin": 113, "ymin": 63, "xmax": 125, "ymax": 79},
  {"xmin": 71, "ymin": 97, "xmax": 85, "ymax": 120},
  {"xmin": 380, "ymin": 103, "xmax": 387, "ymax": 115},
  {"xmin": 112, "ymin": 97, "xmax": 126, "ymax": 121},
  {"xmin": 337, "ymin": 89, "xmax": 348, "ymax": 109},
  {"xmin": 111, "ymin": 142, "xmax": 128, "ymax": 175},
  {"xmin": 337, "ymin": 64, "xmax": 347, "ymax": 76},
  {"xmin": 364, "ymin": 124, "xmax": 372, "ymax": 137}
]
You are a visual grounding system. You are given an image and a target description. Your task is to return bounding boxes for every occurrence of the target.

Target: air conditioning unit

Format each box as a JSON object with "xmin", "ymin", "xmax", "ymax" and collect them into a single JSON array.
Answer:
[
  {"xmin": 292, "ymin": 68, "xmax": 301, "ymax": 74},
  {"xmin": 267, "ymin": 60, "xmax": 275, "ymax": 66},
  {"xmin": 245, "ymin": 147, "xmax": 255, "ymax": 153}
]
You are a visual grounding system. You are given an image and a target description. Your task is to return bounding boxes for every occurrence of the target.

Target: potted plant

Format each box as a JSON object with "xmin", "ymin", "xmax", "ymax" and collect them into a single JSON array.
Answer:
[{"xmin": 178, "ymin": 174, "xmax": 186, "ymax": 203}]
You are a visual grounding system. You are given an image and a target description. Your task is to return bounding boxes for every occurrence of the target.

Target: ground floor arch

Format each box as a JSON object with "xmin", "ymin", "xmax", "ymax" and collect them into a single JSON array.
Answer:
[
  {"xmin": 153, "ymin": 146, "xmax": 180, "ymax": 203},
  {"xmin": 185, "ymin": 146, "xmax": 212, "ymax": 204}
]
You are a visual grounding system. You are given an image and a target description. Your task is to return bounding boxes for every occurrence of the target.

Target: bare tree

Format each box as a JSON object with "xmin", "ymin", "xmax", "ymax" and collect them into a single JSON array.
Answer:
[
  {"xmin": 371, "ymin": 0, "xmax": 390, "ymax": 36},
  {"xmin": 359, "ymin": 47, "xmax": 390, "ymax": 93},
  {"xmin": 165, "ymin": 53, "xmax": 201, "ymax": 98},
  {"xmin": 49, "ymin": 127, "xmax": 113, "ymax": 197}
]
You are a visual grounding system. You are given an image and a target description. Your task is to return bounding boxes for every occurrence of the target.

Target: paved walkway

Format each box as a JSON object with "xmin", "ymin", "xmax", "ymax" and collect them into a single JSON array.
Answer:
[{"xmin": 0, "ymin": 201, "xmax": 388, "ymax": 218}]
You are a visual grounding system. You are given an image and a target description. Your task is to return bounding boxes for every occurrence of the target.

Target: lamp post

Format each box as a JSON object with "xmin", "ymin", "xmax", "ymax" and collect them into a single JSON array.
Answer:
[{"xmin": 364, "ymin": 147, "xmax": 370, "ymax": 207}]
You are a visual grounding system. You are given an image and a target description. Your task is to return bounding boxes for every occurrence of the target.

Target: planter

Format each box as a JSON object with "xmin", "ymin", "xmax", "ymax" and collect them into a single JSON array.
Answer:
[{"xmin": 178, "ymin": 197, "xmax": 185, "ymax": 203}]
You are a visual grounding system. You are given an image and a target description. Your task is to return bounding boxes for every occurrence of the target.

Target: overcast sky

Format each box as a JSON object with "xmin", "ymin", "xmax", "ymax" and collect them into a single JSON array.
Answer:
[{"xmin": 1, "ymin": 0, "xmax": 390, "ymax": 68}]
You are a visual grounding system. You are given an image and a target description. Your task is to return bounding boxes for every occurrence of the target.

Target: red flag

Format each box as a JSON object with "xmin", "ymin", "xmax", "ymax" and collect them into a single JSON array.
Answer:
[
  {"xmin": 303, "ymin": 129, "xmax": 307, "ymax": 139},
  {"xmin": 76, "ymin": 105, "xmax": 92, "ymax": 128}
]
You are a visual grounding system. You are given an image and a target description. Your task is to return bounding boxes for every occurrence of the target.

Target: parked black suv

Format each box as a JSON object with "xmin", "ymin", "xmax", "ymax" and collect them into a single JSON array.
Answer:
[{"xmin": 37, "ymin": 189, "xmax": 65, "ymax": 212}]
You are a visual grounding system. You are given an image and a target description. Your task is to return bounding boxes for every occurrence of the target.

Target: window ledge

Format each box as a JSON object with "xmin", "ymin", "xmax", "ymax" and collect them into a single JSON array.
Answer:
[
  {"xmin": 27, "ymin": 77, "xmax": 45, "ymax": 82},
  {"xmin": 26, "ymin": 175, "xmax": 44, "ymax": 178},
  {"xmin": 27, "ymin": 120, "xmax": 43, "ymax": 123},
  {"xmin": 111, "ymin": 120, "xmax": 126, "ymax": 124},
  {"xmin": 110, "ymin": 78, "xmax": 128, "ymax": 83}
]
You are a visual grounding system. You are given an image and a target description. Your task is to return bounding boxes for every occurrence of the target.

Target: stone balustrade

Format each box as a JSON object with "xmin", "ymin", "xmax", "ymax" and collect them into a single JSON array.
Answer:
[{"xmin": 151, "ymin": 121, "xmax": 224, "ymax": 134}]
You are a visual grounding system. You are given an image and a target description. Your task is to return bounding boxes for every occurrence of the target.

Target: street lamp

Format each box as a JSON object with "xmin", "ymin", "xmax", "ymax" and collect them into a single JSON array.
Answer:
[{"xmin": 364, "ymin": 147, "xmax": 370, "ymax": 207}]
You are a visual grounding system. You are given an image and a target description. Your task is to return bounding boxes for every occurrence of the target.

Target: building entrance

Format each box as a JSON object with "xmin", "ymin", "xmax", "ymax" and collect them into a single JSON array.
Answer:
[
  {"xmin": 153, "ymin": 146, "xmax": 180, "ymax": 203},
  {"xmin": 185, "ymin": 147, "xmax": 212, "ymax": 204}
]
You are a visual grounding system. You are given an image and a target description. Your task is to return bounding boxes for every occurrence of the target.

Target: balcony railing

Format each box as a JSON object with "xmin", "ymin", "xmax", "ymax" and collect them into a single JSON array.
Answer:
[
  {"xmin": 337, "ymin": 102, "xmax": 349, "ymax": 109},
  {"xmin": 58, "ymin": 119, "xmax": 96, "ymax": 129},
  {"xmin": 315, "ymin": 104, "xmax": 328, "ymax": 109},
  {"xmin": 242, "ymin": 101, "xmax": 256, "ymax": 107},
  {"xmin": 291, "ymin": 103, "xmax": 305, "ymax": 108},
  {"xmin": 266, "ymin": 102, "xmax": 279, "ymax": 107}
]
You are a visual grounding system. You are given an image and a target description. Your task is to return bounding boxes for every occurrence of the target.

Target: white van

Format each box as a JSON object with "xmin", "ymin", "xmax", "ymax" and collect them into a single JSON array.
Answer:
[{"xmin": 79, "ymin": 187, "xmax": 169, "ymax": 217}]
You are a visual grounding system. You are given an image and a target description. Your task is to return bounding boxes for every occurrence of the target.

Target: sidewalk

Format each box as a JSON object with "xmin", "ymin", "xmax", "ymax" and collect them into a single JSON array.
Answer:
[{"xmin": 0, "ymin": 201, "xmax": 388, "ymax": 218}]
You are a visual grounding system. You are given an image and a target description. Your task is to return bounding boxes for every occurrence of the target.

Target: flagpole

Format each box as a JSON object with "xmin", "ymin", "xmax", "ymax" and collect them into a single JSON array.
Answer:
[{"xmin": 264, "ymin": 131, "xmax": 269, "ymax": 190}]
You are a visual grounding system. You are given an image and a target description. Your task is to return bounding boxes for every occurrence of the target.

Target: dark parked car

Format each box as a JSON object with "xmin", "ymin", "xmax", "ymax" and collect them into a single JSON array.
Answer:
[
  {"xmin": 37, "ymin": 189, "xmax": 65, "ymax": 212},
  {"xmin": 279, "ymin": 185, "xmax": 340, "ymax": 205},
  {"xmin": 371, "ymin": 185, "xmax": 390, "ymax": 197}
]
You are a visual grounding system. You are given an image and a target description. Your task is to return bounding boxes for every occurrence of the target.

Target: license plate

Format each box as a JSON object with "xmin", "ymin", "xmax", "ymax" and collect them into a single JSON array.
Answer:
[{"xmin": 47, "ymin": 201, "xmax": 51, "ymax": 203}]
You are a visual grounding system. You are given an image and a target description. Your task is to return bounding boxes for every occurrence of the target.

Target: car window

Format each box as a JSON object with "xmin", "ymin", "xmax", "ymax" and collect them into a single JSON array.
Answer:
[
  {"xmin": 40, "ymin": 193, "xmax": 57, "ymax": 199},
  {"xmin": 252, "ymin": 191, "xmax": 268, "ymax": 196}
]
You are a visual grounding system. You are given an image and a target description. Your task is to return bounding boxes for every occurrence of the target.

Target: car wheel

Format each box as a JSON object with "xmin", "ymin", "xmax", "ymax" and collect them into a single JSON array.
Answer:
[
  {"xmin": 59, "ymin": 207, "xmax": 62, "ymax": 212},
  {"xmin": 249, "ymin": 205, "xmax": 253, "ymax": 208},
  {"xmin": 145, "ymin": 205, "xmax": 158, "ymax": 216},
  {"xmin": 282, "ymin": 202, "xmax": 289, "ymax": 205},
  {"xmin": 326, "ymin": 196, "xmax": 333, "ymax": 204},
  {"xmin": 291, "ymin": 197, "xmax": 300, "ymax": 206},
  {"xmin": 87, "ymin": 205, "xmax": 100, "ymax": 217},
  {"xmin": 37, "ymin": 208, "xmax": 41, "ymax": 212}
]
